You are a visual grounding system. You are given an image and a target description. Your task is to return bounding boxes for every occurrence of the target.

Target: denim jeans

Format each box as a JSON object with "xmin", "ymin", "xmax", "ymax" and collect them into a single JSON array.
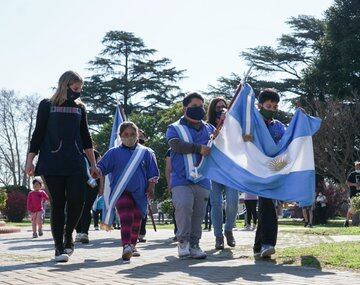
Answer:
[{"xmin": 210, "ymin": 181, "xmax": 239, "ymax": 237}]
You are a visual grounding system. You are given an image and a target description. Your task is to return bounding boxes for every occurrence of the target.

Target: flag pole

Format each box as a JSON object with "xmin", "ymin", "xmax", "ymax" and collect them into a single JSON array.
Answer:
[{"xmin": 212, "ymin": 65, "xmax": 253, "ymax": 141}]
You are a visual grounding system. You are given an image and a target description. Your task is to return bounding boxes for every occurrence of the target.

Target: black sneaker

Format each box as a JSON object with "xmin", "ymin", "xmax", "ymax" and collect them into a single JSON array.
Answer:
[
  {"xmin": 224, "ymin": 230, "xmax": 236, "ymax": 247},
  {"xmin": 215, "ymin": 236, "xmax": 224, "ymax": 250},
  {"xmin": 344, "ymin": 220, "xmax": 349, "ymax": 227},
  {"xmin": 38, "ymin": 229, "xmax": 43, "ymax": 236},
  {"xmin": 80, "ymin": 233, "xmax": 89, "ymax": 244},
  {"xmin": 55, "ymin": 249, "xmax": 69, "ymax": 262},
  {"xmin": 304, "ymin": 222, "xmax": 308, "ymax": 227}
]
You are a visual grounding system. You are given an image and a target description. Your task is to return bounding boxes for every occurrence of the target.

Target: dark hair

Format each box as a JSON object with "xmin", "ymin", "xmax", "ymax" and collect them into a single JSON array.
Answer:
[
  {"xmin": 258, "ymin": 89, "xmax": 280, "ymax": 104},
  {"xmin": 182, "ymin": 92, "xmax": 204, "ymax": 107},
  {"xmin": 32, "ymin": 178, "xmax": 42, "ymax": 185},
  {"xmin": 207, "ymin": 97, "xmax": 227, "ymax": 127},
  {"xmin": 118, "ymin": 121, "xmax": 139, "ymax": 136}
]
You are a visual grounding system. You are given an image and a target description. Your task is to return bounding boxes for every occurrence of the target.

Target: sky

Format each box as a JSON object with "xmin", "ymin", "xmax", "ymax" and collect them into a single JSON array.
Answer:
[{"xmin": 0, "ymin": 0, "xmax": 334, "ymax": 101}]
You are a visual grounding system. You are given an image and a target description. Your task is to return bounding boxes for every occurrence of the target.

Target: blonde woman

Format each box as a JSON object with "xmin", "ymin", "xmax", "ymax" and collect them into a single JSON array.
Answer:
[{"xmin": 25, "ymin": 71, "xmax": 97, "ymax": 262}]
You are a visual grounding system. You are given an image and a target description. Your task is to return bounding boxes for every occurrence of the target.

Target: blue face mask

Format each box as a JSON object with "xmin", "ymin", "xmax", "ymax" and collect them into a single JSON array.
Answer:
[
  {"xmin": 67, "ymin": 88, "xmax": 81, "ymax": 101},
  {"xmin": 186, "ymin": 106, "xmax": 206, "ymax": 121}
]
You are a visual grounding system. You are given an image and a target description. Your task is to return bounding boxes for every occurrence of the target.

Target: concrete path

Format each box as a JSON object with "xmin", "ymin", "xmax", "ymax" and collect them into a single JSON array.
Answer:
[{"xmin": 0, "ymin": 226, "xmax": 359, "ymax": 285}]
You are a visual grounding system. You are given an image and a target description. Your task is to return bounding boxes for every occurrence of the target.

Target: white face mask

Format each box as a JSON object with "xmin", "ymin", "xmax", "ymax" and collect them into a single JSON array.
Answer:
[
  {"xmin": 121, "ymin": 136, "xmax": 138, "ymax": 147},
  {"xmin": 355, "ymin": 169, "xmax": 360, "ymax": 173}
]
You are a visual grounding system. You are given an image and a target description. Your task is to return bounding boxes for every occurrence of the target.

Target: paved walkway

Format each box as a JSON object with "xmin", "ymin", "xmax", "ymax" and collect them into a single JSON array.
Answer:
[{"xmin": 0, "ymin": 226, "xmax": 359, "ymax": 285}]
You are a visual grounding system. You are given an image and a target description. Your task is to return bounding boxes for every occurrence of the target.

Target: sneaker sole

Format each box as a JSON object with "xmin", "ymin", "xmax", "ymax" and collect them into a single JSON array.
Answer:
[
  {"xmin": 261, "ymin": 248, "xmax": 275, "ymax": 258},
  {"xmin": 178, "ymin": 254, "xmax": 190, "ymax": 259},
  {"xmin": 55, "ymin": 255, "xmax": 69, "ymax": 262},
  {"xmin": 190, "ymin": 254, "xmax": 207, "ymax": 259}
]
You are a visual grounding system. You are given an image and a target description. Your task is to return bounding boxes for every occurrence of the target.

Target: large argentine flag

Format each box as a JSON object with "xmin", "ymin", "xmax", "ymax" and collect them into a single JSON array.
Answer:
[
  {"xmin": 103, "ymin": 106, "xmax": 123, "ymax": 219},
  {"xmin": 199, "ymin": 84, "xmax": 321, "ymax": 206}
]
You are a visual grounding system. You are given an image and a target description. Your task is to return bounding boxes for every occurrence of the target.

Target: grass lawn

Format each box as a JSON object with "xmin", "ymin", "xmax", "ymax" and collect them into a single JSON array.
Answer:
[
  {"xmin": 4, "ymin": 218, "xmax": 360, "ymax": 235},
  {"xmin": 277, "ymin": 219, "xmax": 360, "ymax": 236},
  {"xmin": 277, "ymin": 242, "xmax": 360, "ymax": 271}
]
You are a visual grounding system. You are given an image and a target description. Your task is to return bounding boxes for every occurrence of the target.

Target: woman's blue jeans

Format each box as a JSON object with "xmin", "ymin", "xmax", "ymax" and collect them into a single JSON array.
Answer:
[{"xmin": 210, "ymin": 181, "xmax": 239, "ymax": 237}]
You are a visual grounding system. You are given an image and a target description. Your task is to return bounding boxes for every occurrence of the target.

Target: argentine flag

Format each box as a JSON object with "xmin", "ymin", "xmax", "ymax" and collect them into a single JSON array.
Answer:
[
  {"xmin": 199, "ymin": 84, "xmax": 321, "ymax": 206},
  {"xmin": 103, "ymin": 106, "xmax": 124, "ymax": 221}
]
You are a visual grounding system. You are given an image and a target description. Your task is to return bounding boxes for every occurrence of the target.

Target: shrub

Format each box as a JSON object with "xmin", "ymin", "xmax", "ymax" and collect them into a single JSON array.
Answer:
[
  {"xmin": 322, "ymin": 181, "xmax": 349, "ymax": 218},
  {"xmin": 351, "ymin": 194, "xmax": 360, "ymax": 213},
  {"xmin": 0, "ymin": 188, "xmax": 7, "ymax": 211},
  {"xmin": 2, "ymin": 190, "xmax": 27, "ymax": 222},
  {"xmin": 160, "ymin": 199, "xmax": 174, "ymax": 219}
]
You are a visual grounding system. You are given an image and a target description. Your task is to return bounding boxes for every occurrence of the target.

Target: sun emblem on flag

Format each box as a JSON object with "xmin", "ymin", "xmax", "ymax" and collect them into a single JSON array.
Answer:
[{"xmin": 268, "ymin": 155, "xmax": 289, "ymax": 172}]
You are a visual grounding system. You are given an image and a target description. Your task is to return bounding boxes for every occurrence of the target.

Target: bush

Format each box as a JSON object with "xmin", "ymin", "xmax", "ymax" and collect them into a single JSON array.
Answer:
[
  {"xmin": 0, "ymin": 188, "xmax": 7, "ymax": 211},
  {"xmin": 322, "ymin": 181, "xmax": 349, "ymax": 218},
  {"xmin": 2, "ymin": 190, "xmax": 27, "ymax": 222},
  {"xmin": 160, "ymin": 199, "xmax": 174, "ymax": 219},
  {"xmin": 2, "ymin": 185, "xmax": 30, "ymax": 196},
  {"xmin": 351, "ymin": 194, "xmax": 360, "ymax": 213}
]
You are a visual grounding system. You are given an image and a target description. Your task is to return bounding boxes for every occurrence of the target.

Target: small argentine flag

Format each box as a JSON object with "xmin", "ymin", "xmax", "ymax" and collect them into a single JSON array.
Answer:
[
  {"xmin": 102, "ymin": 106, "xmax": 124, "ymax": 225},
  {"xmin": 199, "ymin": 84, "xmax": 321, "ymax": 206}
]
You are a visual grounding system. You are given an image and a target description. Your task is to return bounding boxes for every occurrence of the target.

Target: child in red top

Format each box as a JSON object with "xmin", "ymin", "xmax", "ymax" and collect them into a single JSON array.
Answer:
[{"xmin": 27, "ymin": 178, "xmax": 49, "ymax": 238}]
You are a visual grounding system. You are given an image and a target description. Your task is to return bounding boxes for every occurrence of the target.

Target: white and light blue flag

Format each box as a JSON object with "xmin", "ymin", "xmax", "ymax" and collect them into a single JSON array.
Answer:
[
  {"xmin": 103, "ymin": 106, "xmax": 124, "ymax": 221},
  {"xmin": 199, "ymin": 84, "xmax": 321, "ymax": 206}
]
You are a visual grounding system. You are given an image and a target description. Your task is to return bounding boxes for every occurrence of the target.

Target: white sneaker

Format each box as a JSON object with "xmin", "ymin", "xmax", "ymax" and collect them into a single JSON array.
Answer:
[
  {"xmin": 132, "ymin": 245, "xmax": 141, "ymax": 257},
  {"xmin": 190, "ymin": 244, "xmax": 207, "ymax": 259},
  {"xmin": 260, "ymin": 245, "xmax": 275, "ymax": 258},
  {"xmin": 122, "ymin": 244, "xmax": 132, "ymax": 261},
  {"xmin": 177, "ymin": 241, "xmax": 190, "ymax": 258},
  {"xmin": 75, "ymin": 233, "xmax": 82, "ymax": 242}
]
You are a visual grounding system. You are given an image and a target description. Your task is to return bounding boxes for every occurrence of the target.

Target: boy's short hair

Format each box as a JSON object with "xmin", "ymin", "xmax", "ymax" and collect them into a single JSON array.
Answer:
[
  {"xmin": 182, "ymin": 92, "xmax": 204, "ymax": 107},
  {"xmin": 258, "ymin": 89, "xmax": 280, "ymax": 104},
  {"xmin": 32, "ymin": 178, "xmax": 42, "ymax": 185}
]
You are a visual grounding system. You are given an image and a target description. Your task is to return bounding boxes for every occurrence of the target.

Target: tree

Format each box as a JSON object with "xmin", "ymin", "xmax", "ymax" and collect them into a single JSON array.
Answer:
[
  {"xmin": 0, "ymin": 90, "xmax": 39, "ymax": 187},
  {"xmin": 303, "ymin": 0, "xmax": 360, "ymax": 100},
  {"xmin": 241, "ymin": 15, "xmax": 325, "ymax": 103},
  {"xmin": 206, "ymin": 74, "xmax": 292, "ymax": 124},
  {"xmin": 83, "ymin": 31, "xmax": 185, "ymax": 125},
  {"xmin": 310, "ymin": 98, "xmax": 360, "ymax": 184}
]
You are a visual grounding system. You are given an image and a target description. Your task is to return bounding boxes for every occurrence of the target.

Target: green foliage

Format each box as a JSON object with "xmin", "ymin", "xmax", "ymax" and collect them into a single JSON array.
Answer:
[
  {"xmin": 241, "ymin": 15, "xmax": 325, "ymax": 103},
  {"xmin": 160, "ymin": 199, "xmax": 174, "ymax": 219},
  {"xmin": 351, "ymin": 194, "xmax": 360, "ymax": 213},
  {"xmin": 304, "ymin": 0, "xmax": 360, "ymax": 99},
  {"xmin": 82, "ymin": 30, "xmax": 185, "ymax": 125},
  {"xmin": 240, "ymin": 1, "xmax": 360, "ymax": 103},
  {"xmin": 92, "ymin": 120, "xmax": 112, "ymax": 155},
  {"xmin": 0, "ymin": 188, "xmax": 7, "ymax": 210}
]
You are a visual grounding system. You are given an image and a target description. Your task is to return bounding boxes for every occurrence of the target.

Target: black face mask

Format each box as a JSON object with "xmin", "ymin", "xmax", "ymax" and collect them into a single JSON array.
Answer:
[
  {"xmin": 186, "ymin": 106, "xmax": 206, "ymax": 121},
  {"xmin": 67, "ymin": 88, "xmax": 81, "ymax": 101},
  {"xmin": 215, "ymin": 111, "xmax": 223, "ymax": 119}
]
